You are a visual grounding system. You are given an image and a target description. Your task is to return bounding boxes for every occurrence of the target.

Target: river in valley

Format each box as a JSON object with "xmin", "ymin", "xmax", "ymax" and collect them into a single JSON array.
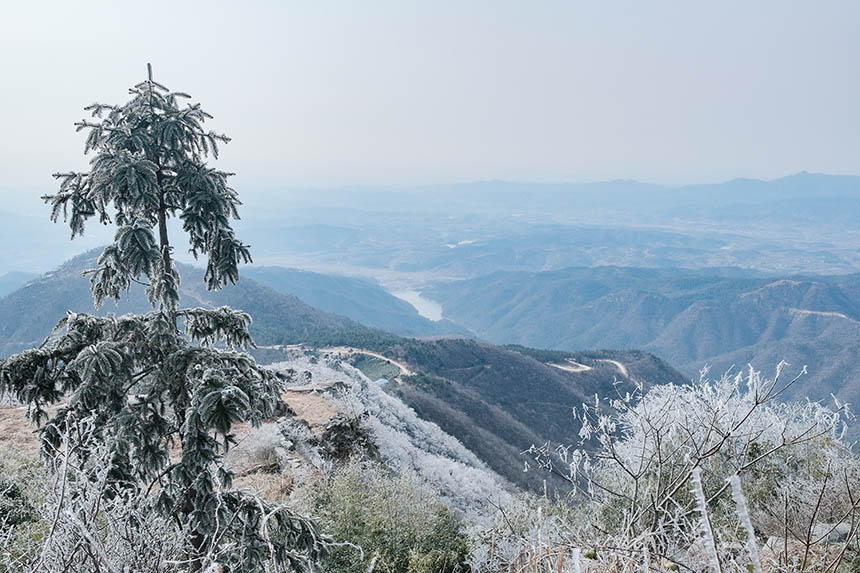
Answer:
[{"xmin": 389, "ymin": 290, "xmax": 444, "ymax": 321}]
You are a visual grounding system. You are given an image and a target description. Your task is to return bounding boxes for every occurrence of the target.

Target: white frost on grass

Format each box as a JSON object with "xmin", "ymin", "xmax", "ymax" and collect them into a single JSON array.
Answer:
[{"xmin": 269, "ymin": 356, "xmax": 511, "ymax": 518}]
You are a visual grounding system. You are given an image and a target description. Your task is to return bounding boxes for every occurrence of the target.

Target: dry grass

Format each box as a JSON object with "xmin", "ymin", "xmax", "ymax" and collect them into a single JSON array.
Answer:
[
  {"xmin": 0, "ymin": 405, "xmax": 42, "ymax": 457},
  {"xmin": 282, "ymin": 390, "xmax": 338, "ymax": 433}
]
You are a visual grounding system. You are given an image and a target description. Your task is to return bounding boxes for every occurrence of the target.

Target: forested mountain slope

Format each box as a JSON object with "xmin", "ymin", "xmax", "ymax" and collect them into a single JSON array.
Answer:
[
  {"xmin": 427, "ymin": 266, "xmax": 860, "ymax": 406},
  {"xmin": 382, "ymin": 341, "xmax": 688, "ymax": 490},
  {"xmin": 244, "ymin": 266, "xmax": 465, "ymax": 336},
  {"xmin": 0, "ymin": 250, "xmax": 392, "ymax": 357}
]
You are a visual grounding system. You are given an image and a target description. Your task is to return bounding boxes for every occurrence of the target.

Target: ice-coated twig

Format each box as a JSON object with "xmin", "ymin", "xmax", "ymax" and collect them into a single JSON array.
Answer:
[
  {"xmin": 728, "ymin": 474, "xmax": 762, "ymax": 573},
  {"xmin": 691, "ymin": 468, "xmax": 721, "ymax": 573}
]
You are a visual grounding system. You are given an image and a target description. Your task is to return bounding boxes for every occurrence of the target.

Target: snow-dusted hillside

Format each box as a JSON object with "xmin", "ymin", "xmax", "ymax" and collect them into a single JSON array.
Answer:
[{"xmin": 268, "ymin": 356, "xmax": 512, "ymax": 517}]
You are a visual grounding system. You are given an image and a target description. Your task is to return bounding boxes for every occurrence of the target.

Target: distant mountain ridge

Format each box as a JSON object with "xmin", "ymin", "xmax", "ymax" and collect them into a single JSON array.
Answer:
[
  {"xmin": 7, "ymin": 172, "xmax": 860, "ymax": 276},
  {"xmin": 231, "ymin": 172, "xmax": 860, "ymax": 280},
  {"xmin": 427, "ymin": 266, "xmax": 860, "ymax": 408},
  {"xmin": 242, "ymin": 172, "xmax": 860, "ymax": 230},
  {"xmin": 242, "ymin": 172, "xmax": 860, "ymax": 213}
]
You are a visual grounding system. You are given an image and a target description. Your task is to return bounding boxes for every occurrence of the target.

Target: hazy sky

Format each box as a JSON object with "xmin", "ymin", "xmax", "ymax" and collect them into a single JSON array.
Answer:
[{"xmin": 2, "ymin": 0, "xmax": 859, "ymax": 198}]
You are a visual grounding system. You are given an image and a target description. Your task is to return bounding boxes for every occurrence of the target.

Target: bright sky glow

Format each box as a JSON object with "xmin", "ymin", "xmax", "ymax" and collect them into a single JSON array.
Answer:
[{"xmin": 2, "ymin": 0, "xmax": 859, "ymax": 201}]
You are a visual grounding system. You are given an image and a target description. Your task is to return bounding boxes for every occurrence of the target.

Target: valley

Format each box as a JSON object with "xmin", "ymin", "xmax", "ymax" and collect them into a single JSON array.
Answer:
[{"xmin": 4, "ymin": 220, "xmax": 860, "ymax": 486}]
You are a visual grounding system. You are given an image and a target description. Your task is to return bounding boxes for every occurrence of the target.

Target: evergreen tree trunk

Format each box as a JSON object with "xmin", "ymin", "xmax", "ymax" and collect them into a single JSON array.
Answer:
[
  {"xmin": 157, "ymin": 185, "xmax": 173, "ymax": 275},
  {"xmin": 156, "ymin": 177, "xmax": 207, "ymax": 569}
]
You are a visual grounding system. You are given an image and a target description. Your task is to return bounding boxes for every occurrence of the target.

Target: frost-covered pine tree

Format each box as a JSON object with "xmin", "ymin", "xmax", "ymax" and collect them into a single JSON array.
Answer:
[{"xmin": 0, "ymin": 66, "xmax": 325, "ymax": 571}]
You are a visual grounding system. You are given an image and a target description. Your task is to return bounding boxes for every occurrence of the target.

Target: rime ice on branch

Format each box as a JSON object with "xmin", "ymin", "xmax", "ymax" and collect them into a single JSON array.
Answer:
[{"xmin": 45, "ymin": 63, "xmax": 249, "ymax": 311}]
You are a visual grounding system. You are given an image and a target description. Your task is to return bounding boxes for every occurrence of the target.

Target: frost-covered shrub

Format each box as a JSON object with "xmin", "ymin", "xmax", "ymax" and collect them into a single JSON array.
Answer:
[
  {"xmin": 0, "ymin": 445, "xmax": 47, "ymax": 568},
  {"xmin": 0, "ymin": 480, "xmax": 36, "ymax": 527},
  {"xmin": 469, "ymin": 493, "xmax": 583, "ymax": 572},
  {"xmin": 1, "ymin": 427, "xmax": 185, "ymax": 571},
  {"xmin": 525, "ymin": 364, "xmax": 860, "ymax": 571},
  {"xmin": 307, "ymin": 459, "xmax": 469, "ymax": 573},
  {"xmin": 1, "ymin": 419, "xmax": 327, "ymax": 573},
  {"xmin": 224, "ymin": 422, "xmax": 285, "ymax": 473},
  {"xmin": 319, "ymin": 413, "xmax": 380, "ymax": 462},
  {"xmin": 280, "ymin": 416, "xmax": 329, "ymax": 472}
]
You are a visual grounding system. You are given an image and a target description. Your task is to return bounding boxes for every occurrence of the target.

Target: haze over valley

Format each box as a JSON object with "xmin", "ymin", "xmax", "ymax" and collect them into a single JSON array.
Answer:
[{"xmin": 2, "ymin": 171, "xmax": 859, "ymax": 430}]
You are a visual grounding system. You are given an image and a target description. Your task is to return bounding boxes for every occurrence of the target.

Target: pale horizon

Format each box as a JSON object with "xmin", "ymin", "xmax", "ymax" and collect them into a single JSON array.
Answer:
[{"xmin": 2, "ymin": 0, "xmax": 860, "ymax": 197}]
